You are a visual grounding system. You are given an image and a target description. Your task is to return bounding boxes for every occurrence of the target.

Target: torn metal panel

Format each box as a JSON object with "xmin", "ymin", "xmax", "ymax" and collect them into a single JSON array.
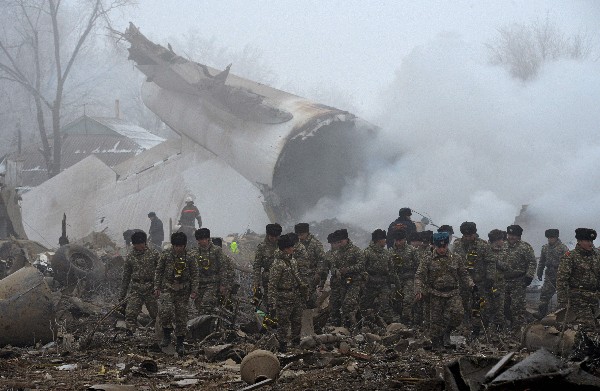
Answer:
[{"xmin": 0, "ymin": 185, "xmax": 27, "ymax": 240}]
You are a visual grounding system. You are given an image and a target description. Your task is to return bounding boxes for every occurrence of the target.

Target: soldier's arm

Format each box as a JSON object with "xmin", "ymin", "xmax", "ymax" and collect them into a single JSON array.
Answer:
[
  {"xmin": 537, "ymin": 246, "xmax": 547, "ymax": 280},
  {"xmin": 556, "ymin": 253, "xmax": 570, "ymax": 308},
  {"xmin": 458, "ymin": 257, "xmax": 475, "ymax": 289},
  {"xmin": 525, "ymin": 244, "xmax": 537, "ymax": 279},
  {"xmin": 189, "ymin": 256, "xmax": 200, "ymax": 296},
  {"xmin": 119, "ymin": 255, "xmax": 133, "ymax": 299},
  {"xmin": 267, "ymin": 262, "xmax": 281, "ymax": 307},
  {"xmin": 252, "ymin": 246, "xmax": 264, "ymax": 288},
  {"xmin": 485, "ymin": 249, "xmax": 496, "ymax": 290},
  {"xmin": 154, "ymin": 254, "xmax": 166, "ymax": 292},
  {"xmin": 414, "ymin": 258, "xmax": 426, "ymax": 297},
  {"xmin": 346, "ymin": 247, "xmax": 365, "ymax": 274}
]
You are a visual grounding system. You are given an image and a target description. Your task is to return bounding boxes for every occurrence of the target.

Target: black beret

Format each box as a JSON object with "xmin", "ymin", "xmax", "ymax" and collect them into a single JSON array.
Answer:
[
  {"xmin": 148, "ymin": 212, "xmax": 156, "ymax": 218},
  {"xmin": 195, "ymin": 228, "xmax": 210, "ymax": 240},
  {"xmin": 575, "ymin": 228, "xmax": 597, "ymax": 241},
  {"xmin": 266, "ymin": 223, "xmax": 282, "ymax": 237},
  {"xmin": 545, "ymin": 229, "xmax": 559, "ymax": 238},
  {"xmin": 278, "ymin": 234, "xmax": 294, "ymax": 250},
  {"xmin": 337, "ymin": 229, "xmax": 349, "ymax": 241},
  {"xmin": 408, "ymin": 231, "xmax": 422, "ymax": 242},
  {"xmin": 294, "ymin": 223, "xmax": 309, "ymax": 234},
  {"xmin": 399, "ymin": 208, "xmax": 412, "ymax": 217},
  {"xmin": 211, "ymin": 237, "xmax": 223, "ymax": 247},
  {"xmin": 171, "ymin": 231, "xmax": 187, "ymax": 246},
  {"xmin": 131, "ymin": 231, "xmax": 147, "ymax": 244},
  {"xmin": 488, "ymin": 229, "xmax": 504, "ymax": 242},
  {"xmin": 438, "ymin": 225, "xmax": 454, "ymax": 235},
  {"xmin": 288, "ymin": 232, "xmax": 299, "ymax": 245},
  {"xmin": 371, "ymin": 229, "xmax": 387, "ymax": 242},
  {"xmin": 393, "ymin": 229, "xmax": 407, "ymax": 240},
  {"xmin": 460, "ymin": 222, "xmax": 477, "ymax": 235},
  {"xmin": 507, "ymin": 225, "xmax": 523, "ymax": 236}
]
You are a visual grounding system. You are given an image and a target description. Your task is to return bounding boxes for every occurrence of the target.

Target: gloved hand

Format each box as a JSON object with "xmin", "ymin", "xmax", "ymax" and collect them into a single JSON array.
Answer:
[{"xmin": 524, "ymin": 276, "xmax": 533, "ymax": 286}]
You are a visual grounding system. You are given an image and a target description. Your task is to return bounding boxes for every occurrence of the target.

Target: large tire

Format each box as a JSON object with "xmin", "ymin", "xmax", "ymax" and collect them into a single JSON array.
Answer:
[{"xmin": 51, "ymin": 245, "xmax": 105, "ymax": 287}]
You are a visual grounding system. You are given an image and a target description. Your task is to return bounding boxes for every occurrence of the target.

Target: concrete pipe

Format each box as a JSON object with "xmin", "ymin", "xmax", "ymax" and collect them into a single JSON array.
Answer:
[
  {"xmin": 0, "ymin": 266, "xmax": 55, "ymax": 346},
  {"xmin": 240, "ymin": 349, "xmax": 280, "ymax": 384}
]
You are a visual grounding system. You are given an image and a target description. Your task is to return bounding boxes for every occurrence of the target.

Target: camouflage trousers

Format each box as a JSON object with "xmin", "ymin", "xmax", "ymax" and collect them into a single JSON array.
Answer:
[
  {"xmin": 195, "ymin": 282, "xmax": 220, "ymax": 315},
  {"xmin": 274, "ymin": 292, "xmax": 303, "ymax": 344},
  {"xmin": 159, "ymin": 290, "xmax": 191, "ymax": 337},
  {"xmin": 340, "ymin": 278, "xmax": 362, "ymax": 327},
  {"xmin": 504, "ymin": 277, "xmax": 527, "ymax": 330},
  {"xmin": 329, "ymin": 281, "xmax": 343, "ymax": 326},
  {"xmin": 125, "ymin": 282, "xmax": 158, "ymax": 331},
  {"xmin": 563, "ymin": 291, "xmax": 599, "ymax": 332},
  {"xmin": 538, "ymin": 273, "xmax": 557, "ymax": 316},
  {"xmin": 429, "ymin": 294, "xmax": 463, "ymax": 340},
  {"xmin": 360, "ymin": 277, "xmax": 393, "ymax": 323},
  {"xmin": 393, "ymin": 278, "xmax": 417, "ymax": 325},
  {"xmin": 487, "ymin": 279, "xmax": 505, "ymax": 329}
]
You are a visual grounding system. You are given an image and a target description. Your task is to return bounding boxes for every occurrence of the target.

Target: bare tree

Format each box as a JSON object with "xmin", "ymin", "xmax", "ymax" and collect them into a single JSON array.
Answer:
[{"xmin": 0, "ymin": 0, "xmax": 132, "ymax": 177}]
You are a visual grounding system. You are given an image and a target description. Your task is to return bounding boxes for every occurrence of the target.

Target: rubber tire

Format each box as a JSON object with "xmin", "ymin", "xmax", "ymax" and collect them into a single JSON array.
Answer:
[{"xmin": 51, "ymin": 244, "xmax": 105, "ymax": 287}]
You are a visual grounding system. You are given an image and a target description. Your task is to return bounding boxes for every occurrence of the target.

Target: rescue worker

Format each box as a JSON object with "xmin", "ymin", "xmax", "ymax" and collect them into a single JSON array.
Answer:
[
  {"xmin": 503, "ymin": 224, "xmax": 536, "ymax": 331},
  {"xmin": 252, "ymin": 223, "xmax": 282, "ymax": 307},
  {"xmin": 319, "ymin": 231, "xmax": 343, "ymax": 326},
  {"xmin": 390, "ymin": 229, "xmax": 421, "ymax": 325},
  {"xmin": 386, "ymin": 208, "xmax": 417, "ymax": 248},
  {"xmin": 147, "ymin": 212, "xmax": 164, "ymax": 250},
  {"xmin": 415, "ymin": 232, "xmax": 474, "ymax": 349},
  {"xmin": 295, "ymin": 223, "xmax": 326, "ymax": 309},
  {"xmin": 360, "ymin": 229, "xmax": 396, "ymax": 323},
  {"xmin": 268, "ymin": 234, "xmax": 307, "ymax": 352},
  {"xmin": 178, "ymin": 197, "xmax": 201, "ymax": 248},
  {"xmin": 119, "ymin": 231, "xmax": 159, "ymax": 335},
  {"xmin": 557, "ymin": 228, "xmax": 600, "ymax": 330},
  {"xmin": 191, "ymin": 228, "xmax": 234, "ymax": 315},
  {"xmin": 487, "ymin": 229, "xmax": 509, "ymax": 330},
  {"xmin": 154, "ymin": 232, "xmax": 199, "ymax": 355},
  {"xmin": 537, "ymin": 229, "xmax": 569, "ymax": 317}
]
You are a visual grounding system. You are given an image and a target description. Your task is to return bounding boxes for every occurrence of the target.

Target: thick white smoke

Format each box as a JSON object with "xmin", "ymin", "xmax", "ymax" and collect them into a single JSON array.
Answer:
[{"xmin": 304, "ymin": 33, "xmax": 600, "ymax": 251}]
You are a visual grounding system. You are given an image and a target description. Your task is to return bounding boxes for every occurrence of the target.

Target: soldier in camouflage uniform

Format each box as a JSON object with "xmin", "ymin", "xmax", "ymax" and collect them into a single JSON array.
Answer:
[
  {"xmin": 390, "ymin": 229, "xmax": 421, "ymax": 325},
  {"xmin": 537, "ymin": 229, "xmax": 569, "ymax": 317},
  {"xmin": 191, "ymin": 228, "xmax": 234, "ymax": 315},
  {"xmin": 437, "ymin": 225, "xmax": 455, "ymax": 251},
  {"xmin": 119, "ymin": 231, "xmax": 160, "ymax": 335},
  {"xmin": 319, "ymin": 231, "xmax": 343, "ymax": 326},
  {"xmin": 154, "ymin": 232, "xmax": 199, "ymax": 355},
  {"xmin": 415, "ymin": 232, "xmax": 474, "ymax": 349},
  {"xmin": 252, "ymin": 223, "xmax": 282, "ymax": 308},
  {"xmin": 452, "ymin": 222, "xmax": 495, "ymax": 335},
  {"xmin": 268, "ymin": 234, "xmax": 308, "ymax": 352},
  {"xmin": 487, "ymin": 229, "xmax": 509, "ymax": 330},
  {"xmin": 557, "ymin": 228, "xmax": 600, "ymax": 330},
  {"xmin": 503, "ymin": 225, "xmax": 536, "ymax": 331},
  {"xmin": 295, "ymin": 223, "xmax": 326, "ymax": 309},
  {"xmin": 413, "ymin": 231, "xmax": 432, "ymax": 327},
  {"xmin": 360, "ymin": 229, "xmax": 396, "ymax": 323}
]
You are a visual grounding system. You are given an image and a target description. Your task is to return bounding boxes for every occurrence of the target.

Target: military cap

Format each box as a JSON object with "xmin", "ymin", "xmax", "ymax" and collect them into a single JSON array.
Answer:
[
  {"xmin": 421, "ymin": 230, "xmax": 433, "ymax": 243},
  {"xmin": 195, "ymin": 228, "xmax": 210, "ymax": 240},
  {"xmin": 438, "ymin": 225, "xmax": 454, "ymax": 235},
  {"xmin": 488, "ymin": 229, "xmax": 504, "ymax": 242},
  {"xmin": 507, "ymin": 225, "xmax": 523, "ymax": 236},
  {"xmin": 433, "ymin": 232, "xmax": 450, "ymax": 246},
  {"xmin": 288, "ymin": 232, "xmax": 299, "ymax": 245},
  {"xmin": 399, "ymin": 208, "xmax": 412, "ymax": 217},
  {"xmin": 294, "ymin": 223, "xmax": 310, "ymax": 234},
  {"xmin": 337, "ymin": 229, "xmax": 349, "ymax": 241},
  {"xmin": 266, "ymin": 223, "xmax": 283, "ymax": 237},
  {"xmin": 131, "ymin": 231, "xmax": 147, "ymax": 244},
  {"xmin": 460, "ymin": 222, "xmax": 477, "ymax": 235},
  {"xmin": 392, "ymin": 229, "xmax": 407, "ymax": 240},
  {"xmin": 171, "ymin": 231, "xmax": 187, "ymax": 246},
  {"xmin": 327, "ymin": 232, "xmax": 337, "ymax": 244},
  {"xmin": 278, "ymin": 234, "xmax": 294, "ymax": 250},
  {"xmin": 575, "ymin": 228, "xmax": 597, "ymax": 241},
  {"xmin": 371, "ymin": 229, "xmax": 387, "ymax": 242},
  {"xmin": 147, "ymin": 212, "xmax": 156, "ymax": 218},
  {"xmin": 545, "ymin": 229, "xmax": 559, "ymax": 238},
  {"xmin": 408, "ymin": 231, "xmax": 422, "ymax": 242},
  {"xmin": 211, "ymin": 237, "xmax": 223, "ymax": 247}
]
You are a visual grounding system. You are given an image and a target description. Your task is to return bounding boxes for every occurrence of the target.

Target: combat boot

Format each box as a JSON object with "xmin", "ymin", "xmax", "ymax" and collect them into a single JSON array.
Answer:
[
  {"xmin": 160, "ymin": 328, "xmax": 172, "ymax": 347},
  {"xmin": 175, "ymin": 336, "xmax": 185, "ymax": 355}
]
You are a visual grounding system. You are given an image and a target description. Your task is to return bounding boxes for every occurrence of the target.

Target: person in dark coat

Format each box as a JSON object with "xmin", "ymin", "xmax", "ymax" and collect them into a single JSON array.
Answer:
[{"xmin": 148, "ymin": 212, "xmax": 164, "ymax": 250}]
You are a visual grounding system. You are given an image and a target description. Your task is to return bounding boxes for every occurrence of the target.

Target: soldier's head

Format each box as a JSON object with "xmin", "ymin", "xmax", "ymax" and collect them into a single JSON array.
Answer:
[
  {"xmin": 327, "ymin": 231, "xmax": 339, "ymax": 249},
  {"xmin": 131, "ymin": 231, "xmax": 147, "ymax": 251},
  {"xmin": 408, "ymin": 231, "xmax": 422, "ymax": 247},
  {"xmin": 294, "ymin": 223, "xmax": 310, "ymax": 241},
  {"xmin": 211, "ymin": 237, "xmax": 223, "ymax": 248},
  {"xmin": 335, "ymin": 229, "xmax": 349, "ymax": 247},
  {"xmin": 420, "ymin": 231, "xmax": 433, "ymax": 249},
  {"xmin": 148, "ymin": 212, "xmax": 156, "ymax": 220},
  {"xmin": 371, "ymin": 229, "xmax": 387, "ymax": 248},
  {"xmin": 266, "ymin": 223, "xmax": 282, "ymax": 243},
  {"xmin": 506, "ymin": 225, "xmax": 523, "ymax": 245},
  {"xmin": 393, "ymin": 229, "xmax": 407, "ymax": 248},
  {"xmin": 399, "ymin": 208, "xmax": 412, "ymax": 218},
  {"xmin": 171, "ymin": 232, "xmax": 187, "ymax": 254},
  {"xmin": 488, "ymin": 229, "xmax": 504, "ymax": 249},
  {"xmin": 278, "ymin": 234, "xmax": 295, "ymax": 255},
  {"xmin": 575, "ymin": 228, "xmax": 596, "ymax": 251},
  {"xmin": 433, "ymin": 232, "xmax": 450, "ymax": 255},
  {"xmin": 437, "ymin": 224, "xmax": 454, "ymax": 241},
  {"xmin": 460, "ymin": 222, "xmax": 477, "ymax": 242},
  {"xmin": 545, "ymin": 229, "xmax": 559, "ymax": 245},
  {"xmin": 195, "ymin": 228, "xmax": 211, "ymax": 248}
]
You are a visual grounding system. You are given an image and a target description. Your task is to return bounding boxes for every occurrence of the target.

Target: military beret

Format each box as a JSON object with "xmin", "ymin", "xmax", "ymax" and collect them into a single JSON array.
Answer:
[
  {"xmin": 507, "ymin": 225, "xmax": 523, "ymax": 236},
  {"xmin": 147, "ymin": 212, "xmax": 156, "ymax": 218},
  {"xmin": 438, "ymin": 225, "xmax": 454, "ymax": 235},
  {"xmin": 371, "ymin": 229, "xmax": 387, "ymax": 242},
  {"xmin": 460, "ymin": 222, "xmax": 477, "ymax": 235},
  {"xmin": 266, "ymin": 223, "xmax": 282, "ymax": 237},
  {"xmin": 408, "ymin": 231, "xmax": 422, "ymax": 242},
  {"xmin": 392, "ymin": 229, "xmax": 407, "ymax": 240},
  {"xmin": 211, "ymin": 237, "xmax": 223, "ymax": 247},
  {"xmin": 131, "ymin": 231, "xmax": 147, "ymax": 244},
  {"xmin": 278, "ymin": 234, "xmax": 294, "ymax": 250},
  {"xmin": 433, "ymin": 232, "xmax": 450, "ymax": 246},
  {"xmin": 171, "ymin": 231, "xmax": 187, "ymax": 246},
  {"xmin": 545, "ymin": 229, "xmax": 559, "ymax": 238},
  {"xmin": 294, "ymin": 223, "xmax": 310, "ymax": 234},
  {"xmin": 195, "ymin": 228, "xmax": 210, "ymax": 239},
  {"xmin": 399, "ymin": 208, "xmax": 412, "ymax": 217},
  {"xmin": 488, "ymin": 229, "xmax": 504, "ymax": 242},
  {"xmin": 575, "ymin": 228, "xmax": 597, "ymax": 241},
  {"xmin": 337, "ymin": 229, "xmax": 349, "ymax": 241}
]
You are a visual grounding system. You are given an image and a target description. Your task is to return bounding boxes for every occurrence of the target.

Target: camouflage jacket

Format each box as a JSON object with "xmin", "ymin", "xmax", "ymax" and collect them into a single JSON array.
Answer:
[
  {"xmin": 252, "ymin": 238, "xmax": 278, "ymax": 286},
  {"xmin": 331, "ymin": 240, "xmax": 365, "ymax": 282},
  {"xmin": 299, "ymin": 234, "xmax": 326, "ymax": 283},
  {"xmin": 190, "ymin": 243, "xmax": 234, "ymax": 286},
  {"xmin": 390, "ymin": 243, "xmax": 420, "ymax": 281},
  {"xmin": 154, "ymin": 249, "xmax": 199, "ymax": 294},
  {"xmin": 318, "ymin": 248, "xmax": 338, "ymax": 286},
  {"xmin": 557, "ymin": 245, "xmax": 600, "ymax": 306},
  {"xmin": 363, "ymin": 243, "xmax": 395, "ymax": 284},
  {"xmin": 537, "ymin": 240, "xmax": 569, "ymax": 280},
  {"xmin": 268, "ymin": 251, "xmax": 304, "ymax": 305},
  {"xmin": 415, "ymin": 251, "xmax": 473, "ymax": 297},
  {"xmin": 452, "ymin": 237, "xmax": 495, "ymax": 285},
  {"xmin": 488, "ymin": 243, "xmax": 509, "ymax": 282},
  {"xmin": 504, "ymin": 240, "xmax": 536, "ymax": 280},
  {"xmin": 120, "ymin": 247, "xmax": 160, "ymax": 298}
]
